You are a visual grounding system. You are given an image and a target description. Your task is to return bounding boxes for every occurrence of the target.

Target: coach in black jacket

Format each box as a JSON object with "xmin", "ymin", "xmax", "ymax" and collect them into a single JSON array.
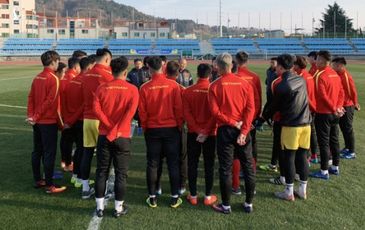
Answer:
[{"xmin": 268, "ymin": 54, "xmax": 312, "ymax": 202}]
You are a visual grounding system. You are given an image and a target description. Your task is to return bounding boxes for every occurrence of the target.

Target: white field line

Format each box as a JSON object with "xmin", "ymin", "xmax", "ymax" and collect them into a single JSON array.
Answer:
[
  {"xmin": 0, "ymin": 104, "xmax": 27, "ymax": 109},
  {"xmin": 0, "ymin": 76, "xmax": 33, "ymax": 81},
  {"xmin": 87, "ymin": 198, "xmax": 110, "ymax": 230},
  {"xmin": 0, "ymin": 113, "xmax": 25, "ymax": 118}
]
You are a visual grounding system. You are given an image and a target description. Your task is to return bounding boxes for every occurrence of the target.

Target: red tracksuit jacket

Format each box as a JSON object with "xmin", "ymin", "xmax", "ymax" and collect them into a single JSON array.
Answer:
[
  {"xmin": 309, "ymin": 63, "xmax": 318, "ymax": 76},
  {"xmin": 60, "ymin": 69, "xmax": 78, "ymax": 96},
  {"xmin": 27, "ymin": 67, "xmax": 62, "ymax": 125},
  {"xmin": 296, "ymin": 69, "xmax": 317, "ymax": 113},
  {"xmin": 337, "ymin": 69, "xmax": 358, "ymax": 107},
  {"xmin": 82, "ymin": 64, "xmax": 114, "ymax": 120},
  {"xmin": 208, "ymin": 73, "xmax": 255, "ymax": 136},
  {"xmin": 314, "ymin": 66, "xmax": 344, "ymax": 114},
  {"xmin": 236, "ymin": 66, "xmax": 262, "ymax": 119},
  {"xmin": 139, "ymin": 73, "xmax": 183, "ymax": 130},
  {"xmin": 94, "ymin": 79, "xmax": 139, "ymax": 141},
  {"xmin": 182, "ymin": 78, "xmax": 217, "ymax": 136},
  {"xmin": 63, "ymin": 73, "xmax": 84, "ymax": 126}
]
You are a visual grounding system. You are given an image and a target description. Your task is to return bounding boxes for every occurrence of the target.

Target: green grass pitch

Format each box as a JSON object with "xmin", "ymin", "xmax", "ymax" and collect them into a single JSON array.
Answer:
[{"xmin": 0, "ymin": 61, "xmax": 364, "ymax": 229}]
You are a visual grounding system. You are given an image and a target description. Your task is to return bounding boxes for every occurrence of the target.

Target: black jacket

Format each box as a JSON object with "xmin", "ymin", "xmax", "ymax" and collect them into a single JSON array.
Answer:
[
  {"xmin": 268, "ymin": 71, "xmax": 312, "ymax": 127},
  {"xmin": 127, "ymin": 67, "xmax": 150, "ymax": 88}
]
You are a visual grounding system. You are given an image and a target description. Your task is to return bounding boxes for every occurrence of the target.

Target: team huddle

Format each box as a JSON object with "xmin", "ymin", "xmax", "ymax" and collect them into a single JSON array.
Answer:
[{"xmin": 26, "ymin": 48, "xmax": 359, "ymax": 217}]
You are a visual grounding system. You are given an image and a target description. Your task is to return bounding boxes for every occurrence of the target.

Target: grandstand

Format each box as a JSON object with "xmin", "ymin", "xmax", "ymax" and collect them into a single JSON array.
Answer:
[{"xmin": 1, "ymin": 37, "xmax": 365, "ymax": 58}]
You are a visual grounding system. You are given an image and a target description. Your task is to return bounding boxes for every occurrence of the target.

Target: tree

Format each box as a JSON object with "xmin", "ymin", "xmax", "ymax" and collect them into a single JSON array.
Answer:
[{"xmin": 315, "ymin": 2, "xmax": 356, "ymax": 38}]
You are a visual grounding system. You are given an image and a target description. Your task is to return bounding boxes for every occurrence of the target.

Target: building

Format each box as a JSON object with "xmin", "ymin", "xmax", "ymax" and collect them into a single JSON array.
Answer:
[
  {"xmin": 113, "ymin": 20, "xmax": 171, "ymax": 39},
  {"xmin": 0, "ymin": 0, "xmax": 38, "ymax": 38},
  {"xmin": 38, "ymin": 13, "xmax": 102, "ymax": 39}
]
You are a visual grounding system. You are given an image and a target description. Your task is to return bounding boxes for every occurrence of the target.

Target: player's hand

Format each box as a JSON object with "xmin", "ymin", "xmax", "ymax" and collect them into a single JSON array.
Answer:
[
  {"xmin": 235, "ymin": 121, "xmax": 243, "ymax": 130},
  {"xmin": 196, "ymin": 134, "xmax": 208, "ymax": 143},
  {"xmin": 25, "ymin": 117, "xmax": 35, "ymax": 126},
  {"xmin": 335, "ymin": 107, "xmax": 345, "ymax": 118},
  {"xmin": 355, "ymin": 104, "xmax": 361, "ymax": 111},
  {"xmin": 237, "ymin": 134, "xmax": 247, "ymax": 146}
]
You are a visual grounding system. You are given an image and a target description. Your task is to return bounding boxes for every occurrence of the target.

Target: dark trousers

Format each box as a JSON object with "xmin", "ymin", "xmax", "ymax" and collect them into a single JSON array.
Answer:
[
  {"xmin": 145, "ymin": 127, "xmax": 180, "ymax": 196},
  {"xmin": 271, "ymin": 123, "xmax": 282, "ymax": 166},
  {"xmin": 31, "ymin": 124, "xmax": 58, "ymax": 186},
  {"xmin": 315, "ymin": 113, "xmax": 340, "ymax": 170},
  {"xmin": 155, "ymin": 128, "xmax": 187, "ymax": 190},
  {"xmin": 339, "ymin": 106, "xmax": 355, "ymax": 153},
  {"xmin": 251, "ymin": 129, "xmax": 257, "ymax": 159},
  {"xmin": 60, "ymin": 121, "xmax": 83, "ymax": 171},
  {"xmin": 217, "ymin": 126, "xmax": 255, "ymax": 206},
  {"xmin": 310, "ymin": 115, "xmax": 318, "ymax": 155},
  {"xmin": 180, "ymin": 127, "xmax": 188, "ymax": 187},
  {"xmin": 187, "ymin": 133, "xmax": 216, "ymax": 196},
  {"xmin": 95, "ymin": 136, "xmax": 130, "ymax": 201},
  {"xmin": 80, "ymin": 147, "xmax": 95, "ymax": 180},
  {"xmin": 281, "ymin": 148, "xmax": 309, "ymax": 184}
]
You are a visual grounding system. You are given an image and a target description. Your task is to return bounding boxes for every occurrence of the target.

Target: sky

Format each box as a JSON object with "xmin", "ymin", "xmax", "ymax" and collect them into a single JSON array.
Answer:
[{"xmin": 114, "ymin": 0, "xmax": 365, "ymax": 34}]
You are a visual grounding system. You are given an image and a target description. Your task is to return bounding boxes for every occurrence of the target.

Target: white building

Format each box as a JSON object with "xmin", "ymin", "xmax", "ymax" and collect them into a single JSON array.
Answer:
[
  {"xmin": 114, "ymin": 20, "xmax": 170, "ymax": 39},
  {"xmin": 0, "ymin": 0, "xmax": 38, "ymax": 38}
]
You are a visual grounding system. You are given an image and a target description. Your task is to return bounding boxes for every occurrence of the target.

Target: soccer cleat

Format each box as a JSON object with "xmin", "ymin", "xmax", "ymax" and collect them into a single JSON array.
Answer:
[
  {"xmin": 82, "ymin": 188, "xmax": 95, "ymax": 199},
  {"xmin": 243, "ymin": 204, "xmax": 253, "ymax": 213},
  {"xmin": 146, "ymin": 197, "xmax": 157, "ymax": 208},
  {"xmin": 274, "ymin": 191, "xmax": 295, "ymax": 201},
  {"xmin": 341, "ymin": 152, "xmax": 356, "ymax": 160},
  {"xmin": 328, "ymin": 167, "xmax": 340, "ymax": 176},
  {"xmin": 309, "ymin": 171, "xmax": 329, "ymax": 180},
  {"xmin": 113, "ymin": 205, "xmax": 129, "ymax": 218},
  {"xmin": 33, "ymin": 179, "xmax": 46, "ymax": 189},
  {"xmin": 294, "ymin": 190, "xmax": 307, "ymax": 200},
  {"xmin": 46, "ymin": 185, "xmax": 67, "ymax": 194},
  {"xmin": 187, "ymin": 195, "xmax": 198, "ymax": 206},
  {"xmin": 212, "ymin": 203, "xmax": 231, "ymax": 214},
  {"xmin": 259, "ymin": 164, "xmax": 278, "ymax": 172},
  {"xmin": 269, "ymin": 177, "xmax": 286, "ymax": 185},
  {"xmin": 340, "ymin": 148, "xmax": 349, "ymax": 155},
  {"xmin": 96, "ymin": 209, "xmax": 104, "ymax": 218},
  {"xmin": 204, "ymin": 195, "xmax": 218, "ymax": 206},
  {"xmin": 70, "ymin": 176, "xmax": 77, "ymax": 184},
  {"xmin": 232, "ymin": 188, "xmax": 242, "ymax": 195},
  {"xmin": 74, "ymin": 180, "xmax": 82, "ymax": 188},
  {"xmin": 170, "ymin": 197, "xmax": 183, "ymax": 208}
]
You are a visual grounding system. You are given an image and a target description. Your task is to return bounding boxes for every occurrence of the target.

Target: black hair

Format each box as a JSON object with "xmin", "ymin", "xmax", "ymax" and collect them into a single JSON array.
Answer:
[
  {"xmin": 79, "ymin": 57, "xmax": 95, "ymax": 71},
  {"xmin": 68, "ymin": 57, "xmax": 80, "ymax": 69},
  {"xmin": 270, "ymin": 57, "xmax": 278, "ymax": 61},
  {"xmin": 231, "ymin": 60, "xmax": 238, "ymax": 73},
  {"xmin": 147, "ymin": 56, "xmax": 162, "ymax": 71},
  {"xmin": 235, "ymin": 51, "xmax": 249, "ymax": 65},
  {"xmin": 294, "ymin": 56, "xmax": 307, "ymax": 69},
  {"xmin": 317, "ymin": 50, "xmax": 332, "ymax": 62},
  {"xmin": 166, "ymin": 61, "xmax": 180, "ymax": 77},
  {"xmin": 197, "ymin": 63, "xmax": 212, "ymax": 78},
  {"xmin": 159, "ymin": 55, "xmax": 167, "ymax": 62},
  {"xmin": 96, "ymin": 48, "xmax": 112, "ymax": 59},
  {"xmin": 41, "ymin": 50, "xmax": 60, "ymax": 66},
  {"xmin": 181, "ymin": 69, "xmax": 191, "ymax": 76},
  {"xmin": 88, "ymin": 54, "xmax": 97, "ymax": 63},
  {"xmin": 72, "ymin": 50, "xmax": 87, "ymax": 59},
  {"xmin": 277, "ymin": 54, "xmax": 294, "ymax": 70},
  {"xmin": 110, "ymin": 56, "xmax": 129, "ymax": 77},
  {"xmin": 134, "ymin": 58, "xmax": 142, "ymax": 63},
  {"xmin": 307, "ymin": 51, "xmax": 318, "ymax": 59},
  {"xmin": 332, "ymin": 56, "xmax": 347, "ymax": 66},
  {"xmin": 56, "ymin": 62, "xmax": 67, "ymax": 74},
  {"xmin": 143, "ymin": 56, "xmax": 150, "ymax": 67}
]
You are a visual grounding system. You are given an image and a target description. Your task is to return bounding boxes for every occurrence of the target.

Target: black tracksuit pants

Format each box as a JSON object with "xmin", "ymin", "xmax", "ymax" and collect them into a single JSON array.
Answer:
[
  {"xmin": 187, "ymin": 133, "xmax": 216, "ymax": 196},
  {"xmin": 216, "ymin": 126, "xmax": 255, "ymax": 206},
  {"xmin": 145, "ymin": 127, "xmax": 181, "ymax": 196},
  {"xmin": 31, "ymin": 124, "xmax": 58, "ymax": 186},
  {"xmin": 95, "ymin": 136, "xmax": 131, "ymax": 201}
]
